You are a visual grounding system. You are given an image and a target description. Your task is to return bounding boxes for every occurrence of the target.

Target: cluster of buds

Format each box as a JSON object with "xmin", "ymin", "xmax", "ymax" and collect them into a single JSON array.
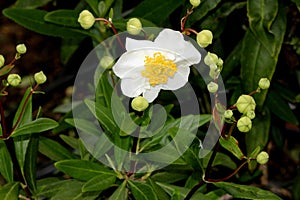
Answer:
[{"xmin": 1, "ymin": 44, "xmax": 47, "ymax": 89}]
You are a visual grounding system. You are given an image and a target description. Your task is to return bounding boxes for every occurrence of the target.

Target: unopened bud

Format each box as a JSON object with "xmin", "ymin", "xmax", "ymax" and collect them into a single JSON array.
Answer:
[
  {"xmin": 235, "ymin": 95, "xmax": 256, "ymax": 114},
  {"xmin": 258, "ymin": 78, "xmax": 270, "ymax": 90},
  {"xmin": 34, "ymin": 71, "xmax": 47, "ymax": 84},
  {"xmin": 131, "ymin": 96, "xmax": 149, "ymax": 112},
  {"xmin": 237, "ymin": 116, "xmax": 252, "ymax": 132},
  {"xmin": 256, "ymin": 151, "xmax": 269, "ymax": 165},
  {"xmin": 7, "ymin": 74, "xmax": 21, "ymax": 86},
  {"xmin": 78, "ymin": 10, "xmax": 95, "ymax": 29},
  {"xmin": 224, "ymin": 110, "xmax": 233, "ymax": 119},
  {"xmin": 0, "ymin": 55, "xmax": 5, "ymax": 67},
  {"xmin": 16, "ymin": 44, "xmax": 27, "ymax": 54},
  {"xmin": 127, "ymin": 18, "xmax": 142, "ymax": 35},
  {"xmin": 100, "ymin": 56, "xmax": 114, "ymax": 69},
  {"xmin": 196, "ymin": 30, "xmax": 213, "ymax": 48},
  {"xmin": 207, "ymin": 82, "xmax": 218, "ymax": 93},
  {"xmin": 190, "ymin": 0, "xmax": 201, "ymax": 7},
  {"xmin": 204, "ymin": 52, "xmax": 218, "ymax": 66},
  {"xmin": 246, "ymin": 110, "xmax": 255, "ymax": 119}
]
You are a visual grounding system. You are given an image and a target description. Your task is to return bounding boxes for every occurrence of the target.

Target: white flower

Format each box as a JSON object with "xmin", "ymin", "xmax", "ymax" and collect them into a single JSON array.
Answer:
[{"xmin": 112, "ymin": 29, "xmax": 201, "ymax": 102}]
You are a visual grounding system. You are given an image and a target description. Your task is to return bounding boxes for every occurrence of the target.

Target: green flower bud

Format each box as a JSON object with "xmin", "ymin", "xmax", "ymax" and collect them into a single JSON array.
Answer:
[
  {"xmin": 217, "ymin": 58, "xmax": 223, "ymax": 70},
  {"xmin": 0, "ymin": 55, "xmax": 5, "ymax": 67},
  {"xmin": 246, "ymin": 110, "xmax": 255, "ymax": 119},
  {"xmin": 7, "ymin": 74, "xmax": 21, "ymax": 87},
  {"xmin": 207, "ymin": 81, "xmax": 218, "ymax": 93},
  {"xmin": 127, "ymin": 18, "xmax": 142, "ymax": 35},
  {"xmin": 204, "ymin": 52, "xmax": 218, "ymax": 66},
  {"xmin": 78, "ymin": 10, "xmax": 95, "ymax": 29},
  {"xmin": 131, "ymin": 96, "xmax": 149, "ymax": 112},
  {"xmin": 16, "ymin": 44, "xmax": 27, "ymax": 54},
  {"xmin": 224, "ymin": 110, "xmax": 233, "ymax": 119},
  {"xmin": 258, "ymin": 78, "xmax": 270, "ymax": 90},
  {"xmin": 196, "ymin": 30, "xmax": 213, "ymax": 48},
  {"xmin": 34, "ymin": 71, "xmax": 47, "ymax": 84},
  {"xmin": 256, "ymin": 151, "xmax": 269, "ymax": 165},
  {"xmin": 235, "ymin": 95, "xmax": 256, "ymax": 114},
  {"xmin": 237, "ymin": 116, "xmax": 252, "ymax": 132},
  {"xmin": 100, "ymin": 56, "xmax": 114, "ymax": 69},
  {"xmin": 190, "ymin": 0, "xmax": 201, "ymax": 7}
]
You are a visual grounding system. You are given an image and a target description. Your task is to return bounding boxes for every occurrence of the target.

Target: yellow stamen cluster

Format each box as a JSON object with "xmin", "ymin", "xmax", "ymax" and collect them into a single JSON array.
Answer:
[{"xmin": 141, "ymin": 52, "xmax": 177, "ymax": 87}]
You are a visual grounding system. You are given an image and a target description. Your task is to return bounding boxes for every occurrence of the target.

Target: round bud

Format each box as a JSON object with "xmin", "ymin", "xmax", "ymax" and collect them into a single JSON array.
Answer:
[
  {"xmin": 204, "ymin": 52, "xmax": 218, "ymax": 66},
  {"xmin": 258, "ymin": 78, "xmax": 270, "ymax": 90},
  {"xmin": 100, "ymin": 56, "xmax": 114, "ymax": 69},
  {"xmin": 256, "ymin": 151, "xmax": 269, "ymax": 165},
  {"xmin": 78, "ymin": 10, "xmax": 95, "ymax": 29},
  {"xmin": 217, "ymin": 58, "xmax": 223, "ymax": 69},
  {"xmin": 127, "ymin": 18, "xmax": 142, "ymax": 35},
  {"xmin": 196, "ymin": 30, "xmax": 213, "ymax": 48},
  {"xmin": 131, "ymin": 96, "xmax": 149, "ymax": 112},
  {"xmin": 7, "ymin": 74, "xmax": 21, "ymax": 87},
  {"xmin": 235, "ymin": 95, "xmax": 256, "ymax": 114},
  {"xmin": 190, "ymin": 0, "xmax": 201, "ymax": 7},
  {"xmin": 237, "ymin": 116, "xmax": 252, "ymax": 132},
  {"xmin": 34, "ymin": 71, "xmax": 47, "ymax": 84},
  {"xmin": 246, "ymin": 110, "xmax": 255, "ymax": 119},
  {"xmin": 224, "ymin": 110, "xmax": 233, "ymax": 119},
  {"xmin": 207, "ymin": 81, "xmax": 218, "ymax": 93},
  {"xmin": 16, "ymin": 44, "xmax": 27, "ymax": 54},
  {"xmin": 0, "ymin": 55, "xmax": 5, "ymax": 67}
]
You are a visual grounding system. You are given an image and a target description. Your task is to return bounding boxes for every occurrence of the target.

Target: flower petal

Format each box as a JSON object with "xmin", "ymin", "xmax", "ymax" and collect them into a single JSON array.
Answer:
[
  {"xmin": 161, "ymin": 66, "xmax": 190, "ymax": 90},
  {"xmin": 120, "ymin": 77, "xmax": 147, "ymax": 98},
  {"xmin": 126, "ymin": 37, "xmax": 155, "ymax": 51},
  {"xmin": 143, "ymin": 88, "xmax": 160, "ymax": 103}
]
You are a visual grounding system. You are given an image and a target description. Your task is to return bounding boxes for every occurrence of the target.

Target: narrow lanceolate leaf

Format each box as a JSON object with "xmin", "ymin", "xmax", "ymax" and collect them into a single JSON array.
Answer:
[
  {"xmin": 241, "ymin": 2, "xmax": 286, "ymax": 107},
  {"xmin": 219, "ymin": 136, "xmax": 245, "ymax": 160},
  {"xmin": 109, "ymin": 181, "xmax": 128, "ymax": 200},
  {"xmin": 129, "ymin": 0, "xmax": 183, "ymax": 25},
  {"xmin": 11, "ymin": 118, "xmax": 58, "ymax": 137},
  {"xmin": 2, "ymin": 8, "xmax": 90, "ymax": 38},
  {"xmin": 39, "ymin": 137, "xmax": 76, "ymax": 161},
  {"xmin": 82, "ymin": 174, "xmax": 116, "ymax": 192},
  {"xmin": 0, "ymin": 140, "xmax": 13, "ymax": 183},
  {"xmin": 55, "ymin": 159, "xmax": 116, "ymax": 181},
  {"xmin": 24, "ymin": 136, "xmax": 39, "ymax": 193},
  {"xmin": 213, "ymin": 182, "xmax": 282, "ymax": 200},
  {"xmin": 128, "ymin": 180, "xmax": 158, "ymax": 200},
  {"xmin": 0, "ymin": 182, "xmax": 19, "ymax": 200},
  {"xmin": 44, "ymin": 9, "xmax": 81, "ymax": 28}
]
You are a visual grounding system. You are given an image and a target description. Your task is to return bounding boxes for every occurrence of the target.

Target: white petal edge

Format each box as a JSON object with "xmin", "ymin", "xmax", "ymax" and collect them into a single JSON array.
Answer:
[
  {"xmin": 143, "ymin": 88, "xmax": 160, "ymax": 103},
  {"xmin": 120, "ymin": 77, "xmax": 147, "ymax": 98}
]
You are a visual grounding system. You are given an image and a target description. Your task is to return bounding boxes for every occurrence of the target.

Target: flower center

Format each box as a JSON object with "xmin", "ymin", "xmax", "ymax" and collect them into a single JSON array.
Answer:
[{"xmin": 141, "ymin": 52, "xmax": 177, "ymax": 87}]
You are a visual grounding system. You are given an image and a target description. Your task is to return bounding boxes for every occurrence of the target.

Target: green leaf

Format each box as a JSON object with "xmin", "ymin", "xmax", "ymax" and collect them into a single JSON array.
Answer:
[
  {"xmin": 202, "ymin": 151, "xmax": 237, "ymax": 170},
  {"xmin": 82, "ymin": 174, "xmax": 116, "ymax": 192},
  {"xmin": 241, "ymin": 3, "xmax": 286, "ymax": 107},
  {"xmin": 11, "ymin": 118, "xmax": 58, "ymax": 137},
  {"xmin": 13, "ymin": 87, "xmax": 32, "ymax": 175},
  {"xmin": 59, "ymin": 134, "xmax": 79, "ymax": 150},
  {"xmin": 151, "ymin": 172, "xmax": 189, "ymax": 184},
  {"xmin": 157, "ymin": 182, "xmax": 211, "ymax": 200},
  {"xmin": 0, "ymin": 182, "xmax": 19, "ymax": 200},
  {"xmin": 245, "ymin": 109, "xmax": 271, "ymax": 169},
  {"xmin": 14, "ymin": 0, "xmax": 52, "ymax": 9},
  {"xmin": 24, "ymin": 136, "xmax": 39, "ymax": 193},
  {"xmin": 44, "ymin": 9, "xmax": 81, "ymax": 28},
  {"xmin": 128, "ymin": 180, "xmax": 158, "ymax": 200},
  {"xmin": 109, "ymin": 181, "xmax": 128, "ymax": 200},
  {"xmin": 147, "ymin": 178, "xmax": 170, "ymax": 200},
  {"xmin": 187, "ymin": 0, "xmax": 222, "ymax": 26},
  {"xmin": 213, "ymin": 182, "xmax": 282, "ymax": 200},
  {"xmin": 2, "ymin": 8, "xmax": 90, "ymax": 38},
  {"xmin": 39, "ymin": 137, "xmax": 76, "ymax": 161},
  {"xmin": 129, "ymin": 0, "xmax": 184, "ymax": 25},
  {"xmin": 219, "ymin": 136, "xmax": 245, "ymax": 160},
  {"xmin": 55, "ymin": 159, "xmax": 116, "ymax": 181},
  {"xmin": 0, "ymin": 140, "xmax": 13, "ymax": 183},
  {"xmin": 266, "ymin": 90, "xmax": 299, "ymax": 125}
]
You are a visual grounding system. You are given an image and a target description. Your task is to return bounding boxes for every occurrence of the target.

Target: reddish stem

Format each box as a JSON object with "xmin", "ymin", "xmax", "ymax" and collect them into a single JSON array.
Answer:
[
  {"xmin": 181, "ymin": 8, "xmax": 194, "ymax": 32},
  {"xmin": 95, "ymin": 18, "xmax": 125, "ymax": 50}
]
